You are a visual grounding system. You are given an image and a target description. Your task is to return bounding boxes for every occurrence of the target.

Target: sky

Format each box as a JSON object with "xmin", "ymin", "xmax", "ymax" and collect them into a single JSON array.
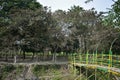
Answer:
[{"xmin": 37, "ymin": 0, "xmax": 114, "ymax": 12}]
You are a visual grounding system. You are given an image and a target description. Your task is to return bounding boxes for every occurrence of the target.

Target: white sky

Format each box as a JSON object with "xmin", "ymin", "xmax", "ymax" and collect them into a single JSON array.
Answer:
[{"xmin": 37, "ymin": 0, "xmax": 114, "ymax": 12}]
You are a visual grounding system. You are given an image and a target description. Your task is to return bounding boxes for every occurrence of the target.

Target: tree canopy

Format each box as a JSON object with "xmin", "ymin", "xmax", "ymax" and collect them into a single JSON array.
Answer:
[{"xmin": 0, "ymin": 0, "xmax": 120, "ymax": 56}]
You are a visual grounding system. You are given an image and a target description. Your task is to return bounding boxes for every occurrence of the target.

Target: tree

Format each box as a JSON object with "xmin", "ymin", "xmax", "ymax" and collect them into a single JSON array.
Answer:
[
  {"xmin": 66, "ymin": 5, "xmax": 118, "ymax": 53},
  {"xmin": 111, "ymin": 0, "xmax": 120, "ymax": 27},
  {"xmin": 0, "ymin": 0, "xmax": 57, "ymax": 59},
  {"xmin": 101, "ymin": 0, "xmax": 120, "ymax": 53},
  {"xmin": 0, "ymin": 0, "xmax": 42, "ymax": 28}
]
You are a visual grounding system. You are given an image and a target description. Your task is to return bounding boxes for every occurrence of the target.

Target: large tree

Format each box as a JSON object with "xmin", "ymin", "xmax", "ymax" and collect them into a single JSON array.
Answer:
[
  {"xmin": 66, "ymin": 5, "xmax": 118, "ymax": 53},
  {"xmin": 0, "ymin": 0, "xmax": 57, "ymax": 59}
]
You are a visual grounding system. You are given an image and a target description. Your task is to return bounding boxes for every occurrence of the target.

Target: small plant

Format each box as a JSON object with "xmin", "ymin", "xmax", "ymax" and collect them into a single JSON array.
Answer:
[
  {"xmin": 16, "ymin": 65, "xmax": 24, "ymax": 74},
  {"xmin": 0, "ymin": 64, "xmax": 16, "ymax": 80},
  {"xmin": 32, "ymin": 65, "xmax": 44, "ymax": 76},
  {"xmin": 2, "ymin": 64, "xmax": 16, "ymax": 72}
]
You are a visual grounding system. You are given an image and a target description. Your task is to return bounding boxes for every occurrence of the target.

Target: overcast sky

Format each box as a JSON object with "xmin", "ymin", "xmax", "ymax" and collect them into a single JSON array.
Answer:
[{"xmin": 37, "ymin": 0, "xmax": 114, "ymax": 12}]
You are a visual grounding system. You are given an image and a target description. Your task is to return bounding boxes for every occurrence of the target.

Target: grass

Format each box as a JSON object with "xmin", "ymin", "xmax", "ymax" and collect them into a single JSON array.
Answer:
[
  {"xmin": 0, "ymin": 64, "xmax": 15, "ymax": 80},
  {"xmin": 0, "ymin": 63, "xmax": 119, "ymax": 80},
  {"xmin": 32, "ymin": 65, "xmax": 69, "ymax": 76}
]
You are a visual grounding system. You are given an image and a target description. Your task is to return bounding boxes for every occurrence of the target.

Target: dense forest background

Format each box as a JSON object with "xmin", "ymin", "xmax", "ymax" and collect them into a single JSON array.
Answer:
[{"xmin": 0, "ymin": 0, "xmax": 120, "ymax": 58}]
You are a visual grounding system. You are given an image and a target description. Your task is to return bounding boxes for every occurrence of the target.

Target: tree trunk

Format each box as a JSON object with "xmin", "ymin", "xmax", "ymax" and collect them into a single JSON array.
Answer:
[
  {"xmin": 5, "ymin": 54, "xmax": 8, "ymax": 61},
  {"xmin": 32, "ymin": 52, "xmax": 35, "ymax": 60},
  {"xmin": 52, "ymin": 46, "xmax": 58, "ymax": 62},
  {"xmin": 14, "ymin": 55, "xmax": 17, "ymax": 63},
  {"xmin": 23, "ymin": 51, "xmax": 26, "ymax": 59},
  {"xmin": 84, "ymin": 37, "xmax": 87, "ymax": 53}
]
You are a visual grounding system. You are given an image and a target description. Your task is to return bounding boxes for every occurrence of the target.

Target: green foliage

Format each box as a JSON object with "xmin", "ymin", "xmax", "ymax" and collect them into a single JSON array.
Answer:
[
  {"xmin": 32, "ymin": 65, "xmax": 44, "ymax": 76},
  {"xmin": 0, "ymin": 0, "xmax": 42, "ymax": 15},
  {"xmin": 1, "ymin": 0, "xmax": 120, "ymax": 58},
  {"xmin": 0, "ymin": 0, "xmax": 43, "ymax": 29},
  {"xmin": 2, "ymin": 64, "xmax": 16, "ymax": 72},
  {"xmin": 0, "ymin": 64, "xmax": 16, "ymax": 80},
  {"xmin": 112, "ymin": 0, "xmax": 120, "ymax": 26},
  {"xmin": 16, "ymin": 65, "xmax": 24, "ymax": 74},
  {"xmin": 68, "ymin": 5, "xmax": 84, "ymax": 13},
  {"xmin": 0, "ymin": 0, "xmax": 56, "ymax": 54},
  {"xmin": 102, "ymin": 0, "xmax": 120, "ymax": 27},
  {"xmin": 32, "ymin": 65, "xmax": 65, "ymax": 77},
  {"xmin": 85, "ymin": 0, "xmax": 93, "ymax": 3}
]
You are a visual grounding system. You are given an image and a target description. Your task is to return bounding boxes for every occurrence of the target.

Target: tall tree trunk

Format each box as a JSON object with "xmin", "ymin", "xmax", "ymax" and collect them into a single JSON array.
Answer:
[
  {"xmin": 52, "ymin": 46, "xmax": 58, "ymax": 62},
  {"xmin": 5, "ymin": 54, "xmax": 8, "ymax": 61},
  {"xmin": 84, "ymin": 37, "xmax": 87, "ymax": 53},
  {"xmin": 23, "ymin": 51, "xmax": 25, "ymax": 59},
  {"xmin": 32, "ymin": 52, "xmax": 35, "ymax": 60}
]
